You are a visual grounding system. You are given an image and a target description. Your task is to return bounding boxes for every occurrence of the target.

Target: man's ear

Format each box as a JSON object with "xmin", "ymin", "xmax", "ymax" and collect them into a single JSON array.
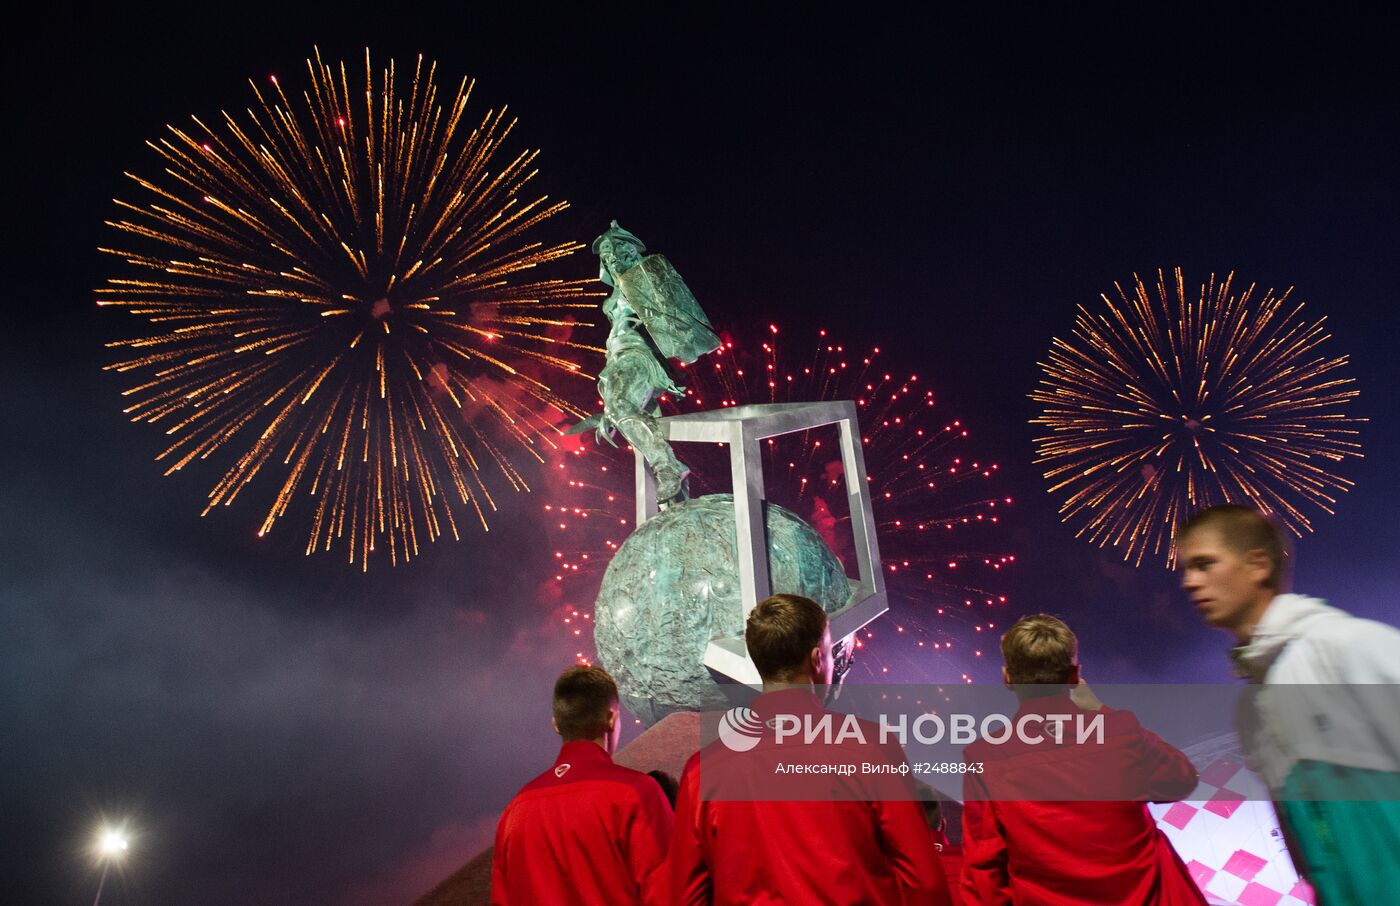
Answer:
[
  {"xmin": 810, "ymin": 645, "xmax": 823, "ymax": 681},
  {"xmin": 1001, "ymin": 666, "xmax": 1011, "ymax": 687},
  {"xmin": 606, "ymin": 708, "xmax": 618, "ymax": 732},
  {"xmin": 1246, "ymin": 549, "xmax": 1272, "ymax": 585},
  {"xmin": 551, "ymin": 716, "xmax": 560, "ymax": 736},
  {"xmin": 1066, "ymin": 664, "xmax": 1081, "ymax": 685}
]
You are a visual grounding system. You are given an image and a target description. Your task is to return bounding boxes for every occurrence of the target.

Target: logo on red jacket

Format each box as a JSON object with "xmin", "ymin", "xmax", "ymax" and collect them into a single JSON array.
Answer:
[
  {"xmin": 554, "ymin": 763, "xmax": 571, "ymax": 778},
  {"xmin": 717, "ymin": 706, "xmax": 766, "ymax": 752}
]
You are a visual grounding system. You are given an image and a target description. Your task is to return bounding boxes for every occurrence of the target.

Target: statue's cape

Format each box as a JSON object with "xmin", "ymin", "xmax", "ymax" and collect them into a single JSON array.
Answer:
[{"xmin": 617, "ymin": 254, "xmax": 721, "ymax": 364}]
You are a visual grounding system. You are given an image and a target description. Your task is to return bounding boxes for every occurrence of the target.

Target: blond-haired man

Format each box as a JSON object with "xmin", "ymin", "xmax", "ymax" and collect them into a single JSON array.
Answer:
[{"xmin": 960, "ymin": 614, "xmax": 1205, "ymax": 904}]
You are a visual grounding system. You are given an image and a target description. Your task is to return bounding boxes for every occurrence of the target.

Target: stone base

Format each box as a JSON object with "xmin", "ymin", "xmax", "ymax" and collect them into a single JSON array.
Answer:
[{"xmin": 413, "ymin": 711, "xmax": 703, "ymax": 905}]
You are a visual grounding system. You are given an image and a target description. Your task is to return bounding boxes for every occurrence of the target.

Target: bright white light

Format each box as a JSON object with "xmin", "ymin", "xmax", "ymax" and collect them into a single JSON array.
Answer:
[{"xmin": 98, "ymin": 829, "xmax": 128, "ymax": 858}]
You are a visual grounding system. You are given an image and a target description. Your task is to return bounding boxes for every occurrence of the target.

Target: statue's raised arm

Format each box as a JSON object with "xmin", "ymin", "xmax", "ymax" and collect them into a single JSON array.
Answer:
[{"xmin": 568, "ymin": 221, "xmax": 720, "ymax": 504}]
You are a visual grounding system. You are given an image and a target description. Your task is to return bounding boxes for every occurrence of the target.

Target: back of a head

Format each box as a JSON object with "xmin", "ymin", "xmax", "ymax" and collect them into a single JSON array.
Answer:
[
  {"xmin": 552, "ymin": 665, "xmax": 618, "ymax": 741},
  {"xmin": 1179, "ymin": 504, "xmax": 1288, "ymax": 589},
  {"xmin": 745, "ymin": 593, "xmax": 827, "ymax": 682},
  {"xmin": 1001, "ymin": 614, "xmax": 1078, "ymax": 690}
]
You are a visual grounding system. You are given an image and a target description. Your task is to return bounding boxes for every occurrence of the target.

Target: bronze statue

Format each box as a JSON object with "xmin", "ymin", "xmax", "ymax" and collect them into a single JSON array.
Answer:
[{"xmin": 569, "ymin": 222, "xmax": 719, "ymax": 504}]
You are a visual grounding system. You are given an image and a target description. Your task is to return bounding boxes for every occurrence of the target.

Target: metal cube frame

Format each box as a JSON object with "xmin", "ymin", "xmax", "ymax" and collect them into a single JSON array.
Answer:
[{"xmin": 634, "ymin": 401, "xmax": 887, "ymax": 684}]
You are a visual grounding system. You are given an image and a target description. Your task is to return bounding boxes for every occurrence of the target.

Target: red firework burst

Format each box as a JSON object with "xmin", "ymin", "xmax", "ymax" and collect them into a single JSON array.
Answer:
[{"xmin": 544, "ymin": 324, "xmax": 1015, "ymax": 682}]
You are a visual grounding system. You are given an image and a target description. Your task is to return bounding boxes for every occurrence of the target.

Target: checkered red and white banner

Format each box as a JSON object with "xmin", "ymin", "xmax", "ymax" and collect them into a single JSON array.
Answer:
[{"xmin": 1151, "ymin": 756, "xmax": 1315, "ymax": 906}]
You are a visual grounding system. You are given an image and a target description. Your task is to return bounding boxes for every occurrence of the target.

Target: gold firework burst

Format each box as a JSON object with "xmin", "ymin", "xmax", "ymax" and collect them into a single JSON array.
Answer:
[
  {"xmin": 1031, "ymin": 268, "xmax": 1363, "ymax": 566},
  {"xmin": 98, "ymin": 48, "xmax": 603, "ymax": 568}
]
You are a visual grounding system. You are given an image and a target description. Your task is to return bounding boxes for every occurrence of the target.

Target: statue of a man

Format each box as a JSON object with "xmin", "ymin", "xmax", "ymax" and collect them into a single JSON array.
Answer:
[{"xmin": 570, "ymin": 221, "xmax": 720, "ymax": 504}]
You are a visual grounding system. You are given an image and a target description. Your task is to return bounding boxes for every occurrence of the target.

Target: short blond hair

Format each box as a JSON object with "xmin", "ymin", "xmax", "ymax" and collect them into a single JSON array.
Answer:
[{"xmin": 1001, "ymin": 614, "xmax": 1078, "ymax": 686}]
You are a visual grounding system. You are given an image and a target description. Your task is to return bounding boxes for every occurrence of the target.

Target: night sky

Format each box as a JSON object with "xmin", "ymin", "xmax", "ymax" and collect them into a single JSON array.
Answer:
[{"xmin": 5, "ymin": 7, "xmax": 1397, "ymax": 904}]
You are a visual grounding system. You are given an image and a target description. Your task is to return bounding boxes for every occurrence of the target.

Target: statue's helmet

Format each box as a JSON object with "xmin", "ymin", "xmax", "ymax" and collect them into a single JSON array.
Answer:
[{"xmin": 591, "ymin": 220, "xmax": 646, "ymax": 255}]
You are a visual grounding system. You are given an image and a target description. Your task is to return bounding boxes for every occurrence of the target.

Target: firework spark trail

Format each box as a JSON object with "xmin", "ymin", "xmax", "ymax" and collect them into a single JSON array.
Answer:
[
  {"xmin": 1031, "ymin": 268, "xmax": 1364, "ymax": 567},
  {"xmin": 546, "ymin": 325, "xmax": 1015, "ymax": 682},
  {"xmin": 98, "ymin": 48, "xmax": 606, "ymax": 568}
]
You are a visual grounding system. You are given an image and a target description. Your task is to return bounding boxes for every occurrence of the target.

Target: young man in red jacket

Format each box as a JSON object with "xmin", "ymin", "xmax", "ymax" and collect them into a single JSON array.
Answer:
[
  {"xmin": 960, "ymin": 615, "xmax": 1206, "ymax": 905},
  {"xmin": 491, "ymin": 665, "xmax": 673, "ymax": 905},
  {"xmin": 670, "ymin": 593, "xmax": 953, "ymax": 905}
]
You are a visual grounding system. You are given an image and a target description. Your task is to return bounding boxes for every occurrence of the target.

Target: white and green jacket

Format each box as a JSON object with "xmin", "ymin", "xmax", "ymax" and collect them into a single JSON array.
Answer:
[{"xmin": 1230, "ymin": 593, "xmax": 1400, "ymax": 791}]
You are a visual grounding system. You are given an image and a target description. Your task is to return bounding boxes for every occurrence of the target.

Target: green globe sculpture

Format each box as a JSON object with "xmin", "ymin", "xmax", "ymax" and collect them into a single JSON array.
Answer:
[{"xmin": 594, "ymin": 493, "xmax": 851, "ymax": 725}]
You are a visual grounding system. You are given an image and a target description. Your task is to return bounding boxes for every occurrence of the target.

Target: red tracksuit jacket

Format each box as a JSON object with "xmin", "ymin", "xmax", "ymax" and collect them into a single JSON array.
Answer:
[
  {"xmin": 491, "ymin": 739, "xmax": 673, "ymax": 905},
  {"xmin": 930, "ymin": 834, "xmax": 967, "ymax": 906},
  {"xmin": 670, "ymin": 688, "xmax": 952, "ymax": 905},
  {"xmin": 960, "ymin": 695, "xmax": 1206, "ymax": 905}
]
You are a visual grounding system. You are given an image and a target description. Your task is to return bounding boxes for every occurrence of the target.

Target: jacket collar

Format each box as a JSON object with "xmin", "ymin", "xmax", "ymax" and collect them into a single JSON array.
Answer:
[
  {"xmin": 1011, "ymin": 690, "xmax": 1079, "ymax": 717},
  {"xmin": 751, "ymin": 686, "xmax": 826, "ymax": 719},
  {"xmin": 555, "ymin": 739, "xmax": 613, "ymax": 766},
  {"xmin": 1230, "ymin": 593, "xmax": 1341, "ymax": 681}
]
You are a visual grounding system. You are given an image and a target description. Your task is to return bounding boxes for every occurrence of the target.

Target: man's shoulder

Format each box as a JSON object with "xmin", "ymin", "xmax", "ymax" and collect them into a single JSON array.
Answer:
[
  {"xmin": 966, "ymin": 705, "xmax": 1138, "ymax": 755},
  {"xmin": 601, "ymin": 759, "xmax": 669, "ymax": 795},
  {"xmin": 498, "ymin": 759, "xmax": 666, "ymax": 845},
  {"xmin": 1268, "ymin": 595, "xmax": 1397, "ymax": 643},
  {"xmin": 1276, "ymin": 603, "xmax": 1400, "ymax": 667},
  {"xmin": 1282, "ymin": 599, "xmax": 1400, "ymax": 649},
  {"xmin": 1313, "ymin": 612, "xmax": 1400, "ymax": 644},
  {"xmin": 581, "ymin": 758, "xmax": 664, "ymax": 796},
  {"xmin": 1099, "ymin": 705, "xmax": 1145, "ymax": 734}
]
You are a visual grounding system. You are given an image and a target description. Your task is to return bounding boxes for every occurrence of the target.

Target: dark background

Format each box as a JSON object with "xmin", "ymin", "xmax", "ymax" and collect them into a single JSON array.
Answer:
[{"xmin": 3, "ymin": 6, "xmax": 1395, "ymax": 903}]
